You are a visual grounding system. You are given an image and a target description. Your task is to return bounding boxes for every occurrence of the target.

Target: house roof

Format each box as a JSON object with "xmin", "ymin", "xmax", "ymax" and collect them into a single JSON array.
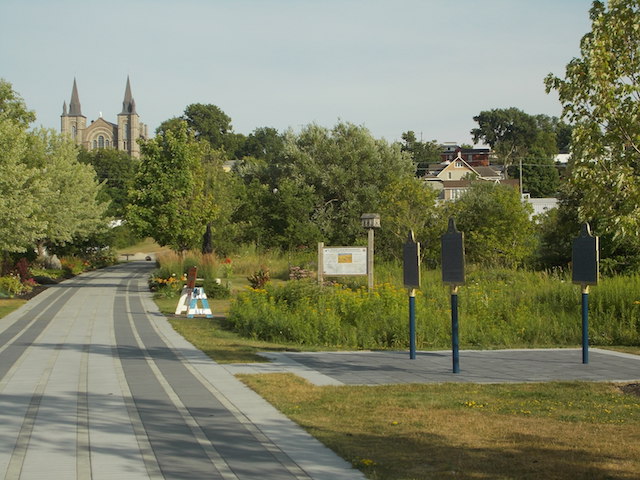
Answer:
[{"xmin": 472, "ymin": 166, "xmax": 501, "ymax": 178}]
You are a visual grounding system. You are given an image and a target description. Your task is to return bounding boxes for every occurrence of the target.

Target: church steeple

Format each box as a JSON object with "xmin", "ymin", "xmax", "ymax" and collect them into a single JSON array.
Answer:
[
  {"xmin": 68, "ymin": 78, "xmax": 83, "ymax": 116},
  {"xmin": 121, "ymin": 76, "xmax": 137, "ymax": 114}
]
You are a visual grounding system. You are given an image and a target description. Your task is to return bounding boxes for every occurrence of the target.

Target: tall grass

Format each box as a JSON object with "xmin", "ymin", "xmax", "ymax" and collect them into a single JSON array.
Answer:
[{"xmin": 227, "ymin": 266, "xmax": 640, "ymax": 350}]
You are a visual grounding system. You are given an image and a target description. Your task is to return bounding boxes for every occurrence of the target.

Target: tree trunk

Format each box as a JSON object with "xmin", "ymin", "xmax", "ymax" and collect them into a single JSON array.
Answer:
[{"xmin": 202, "ymin": 223, "xmax": 213, "ymax": 254}]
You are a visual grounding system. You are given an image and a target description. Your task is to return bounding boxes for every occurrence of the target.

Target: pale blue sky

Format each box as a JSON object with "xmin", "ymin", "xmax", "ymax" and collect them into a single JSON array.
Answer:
[{"xmin": 1, "ymin": 0, "xmax": 592, "ymax": 145}]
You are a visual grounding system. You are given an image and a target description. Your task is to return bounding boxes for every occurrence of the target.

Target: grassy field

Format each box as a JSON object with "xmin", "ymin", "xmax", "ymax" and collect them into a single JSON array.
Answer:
[
  {"xmin": 116, "ymin": 237, "xmax": 170, "ymax": 255},
  {"xmin": 240, "ymin": 374, "xmax": 640, "ymax": 480},
  {"xmin": 0, "ymin": 299, "xmax": 26, "ymax": 320}
]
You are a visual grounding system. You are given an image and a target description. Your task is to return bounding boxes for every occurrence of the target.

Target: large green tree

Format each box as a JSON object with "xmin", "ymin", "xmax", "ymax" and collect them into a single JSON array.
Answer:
[
  {"xmin": 127, "ymin": 122, "xmax": 217, "ymax": 251},
  {"xmin": 400, "ymin": 131, "xmax": 442, "ymax": 177},
  {"xmin": 280, "ymin": 122, "xmax": 416, "ymax": 246},
  {"xmin": 377, "ymin": 176, "xmax": 439, "ymax": 261},
  {"xmin": 0, "ymin": 112, "xmax": 45, "ymax": 254},
  {"xmin": 24, "ymin": 129, "xmax": 109, "ymax": 256},
  {"xmin": 158, "ymin": 104, "xmax": 246, "ymax": 158},
  {"xmin": 77, "ymin": 148, "xmax": 138, "ymax": 218},
  {"xmin": 1, "ymin": 80, "xmax": 107, "ymax": 257},
  {"xmin": 471, "ymin": 108, "xmax": 563, "ymax": 195},
  {"xmin": 0, "ymin": 78, "xmax": 35, "ymax": 127},
  {"xmin": 445, "ymin": 182, "xmax": 535, "ymax": 267},
  {"xmin": 545, "ymin": 0, "xmax": 640, "ymax": 244},
  {"xmin": 231, "ymin": 122, "xmax": 418, "ymax": 250}
]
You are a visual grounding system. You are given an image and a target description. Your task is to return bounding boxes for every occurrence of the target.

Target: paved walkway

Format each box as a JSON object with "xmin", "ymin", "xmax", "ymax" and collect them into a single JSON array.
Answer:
[
  {"xmin": 0, "ymin": 262, "xmax": 364, "ymax": 480},
  {"xmin": 1, "ymin": 262, "xmax": 639, "ymax": 479},
  {"xmin": 226, "ymin": 349, "xmax": 640, "ymax": 386}
]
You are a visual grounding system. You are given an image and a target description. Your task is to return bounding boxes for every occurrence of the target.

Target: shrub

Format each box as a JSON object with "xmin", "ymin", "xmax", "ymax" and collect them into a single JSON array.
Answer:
[
  {"xmin": 247, "ymin": 268, "xmax": 270, "ymax": 289},
  {"xmin": 228, "ymin": 269, "xmax": 640, "ymax": 349},
  {"xmin": 0, "ymin": 275, "xmax": 26, "ymax": 297},
  {"xmin": 60, "ymin": 256, "xmax": 86, "ymax": 276},
  {"xmin": 204, "ymin": 279, "xmax": 231, "ymax": 299}
]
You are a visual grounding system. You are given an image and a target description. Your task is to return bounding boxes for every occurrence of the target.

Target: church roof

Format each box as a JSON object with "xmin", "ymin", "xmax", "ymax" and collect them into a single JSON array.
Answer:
[
  {"xmin": 68, "ymin": 78, "xmax": 84, "ymax": 116},
  {"xmin": 120, "ymin": 76, "xmax": 137, "ymax": 114}
]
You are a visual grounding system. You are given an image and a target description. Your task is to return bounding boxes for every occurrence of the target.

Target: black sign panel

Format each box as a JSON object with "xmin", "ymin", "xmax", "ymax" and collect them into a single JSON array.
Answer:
[
  {"xmin": 572, "ymin": 223, "xmax": 599, "ymax": 285},
  {"xmin": 403, "ymin": 230, "xmax": 421, "ymax": 288},
  {"xmin": 441, "ymin": 217, "xmax": 465, "ymax": 285}
]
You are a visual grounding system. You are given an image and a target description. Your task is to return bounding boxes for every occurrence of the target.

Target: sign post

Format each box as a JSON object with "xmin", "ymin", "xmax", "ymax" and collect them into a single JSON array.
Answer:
[
  {"xmin": 403, "ymin": 230, "xmax": 421, "ymax": 360},
  {"xmin": 572, "ymin": 223, "xmax": 599, "ymax": 364},
  {"xmin": 361, "ymin": 214, "xmax": 381, "ymax": 290},
  {"xmin": 441, "ymin": 217, "xmax": 465, "ymax": 374}
]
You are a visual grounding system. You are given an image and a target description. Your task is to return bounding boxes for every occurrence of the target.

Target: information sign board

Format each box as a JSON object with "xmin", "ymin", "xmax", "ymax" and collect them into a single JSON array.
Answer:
[{"xmin": 322, "ymin": 247, "xmax": 367, "ymax": 276}]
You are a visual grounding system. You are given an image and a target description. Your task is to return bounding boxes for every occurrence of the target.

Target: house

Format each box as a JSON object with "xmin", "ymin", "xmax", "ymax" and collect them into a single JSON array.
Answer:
[
  {"xmin": 440, "ymin": 143, "xmax": 491, "ymax": 166},
  {"xmin": 424, "ymin": 147, "xmax": 509, "ymax": 200},
  {"xmin": 523, "ymin": 195, "xmax": 559, "ymax": 218}
]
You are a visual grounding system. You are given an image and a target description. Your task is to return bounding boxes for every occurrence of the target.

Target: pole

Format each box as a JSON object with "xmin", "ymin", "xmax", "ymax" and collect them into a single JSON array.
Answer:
[
  {"xmin": 451, "ymin": 285, "xmax": 460, "ymax": 373},
  {"xmin": 582, "ymin": 284, "xmax": 589, "ymax": 364},
  {"xmin": 317, "ymin": 242, "xmax": 324, "ymax": 286},
  {"xmin": 367, "ymin": 228, "xmax": 374, "ymax": 290},
  {"xmin": 409, "ymin": 289, "xmax": 416, "ymax": 360},
  {"xmin": 519, "ymin": 157, "xmax": 523, "ymax": 196}
]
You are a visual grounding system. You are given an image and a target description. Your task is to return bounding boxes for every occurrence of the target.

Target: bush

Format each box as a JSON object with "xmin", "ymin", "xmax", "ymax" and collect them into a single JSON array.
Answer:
[
  {"xmin": 227, "ymin": 269, "xmax": 640, "ymax": 349},
  {"xmin": 85, "ymin": 248, "xmax": 118, "ymax": 269},
  {"xmin": 204, "ymin": 279, "xmax": 231, "ymax": 299},
  {"xmin": 60, "ymin": 256, "xmax": 87, "ymax": 276},
  {"xmin": 247, "ymin": 268, "xmax": 270, "ymax": 289},
  {"xmin": 0, "ymin": 275, "xmax": 26, "ymax": 297}
]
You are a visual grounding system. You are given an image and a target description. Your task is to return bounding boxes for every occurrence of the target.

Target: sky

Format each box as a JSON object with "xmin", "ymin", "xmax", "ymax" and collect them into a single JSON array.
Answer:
[{"xmin": 1, "ymin": 0, "xmax": 593, "ymax": 146}]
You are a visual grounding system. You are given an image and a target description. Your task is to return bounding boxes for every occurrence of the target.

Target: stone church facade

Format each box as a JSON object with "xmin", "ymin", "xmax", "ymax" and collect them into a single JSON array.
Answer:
[{"xmin": 61, "ymin": 77, "xmax": 148, "ymax": 158}]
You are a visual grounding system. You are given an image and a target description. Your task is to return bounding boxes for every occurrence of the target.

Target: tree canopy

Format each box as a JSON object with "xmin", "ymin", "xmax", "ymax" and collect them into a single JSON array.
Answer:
[
  {"xmin": 400, "ymin": 131, "xmax": 442, "ymax": 177},
  {"xmin": 78, "ymin": 148, "xmax": 138, "ymax": 218},
  {"xmin": 445, "ymin": 182, "xmax": 535, "ymax": 268},
  {"xmin": 545, "ymin": 0, "xmax": 640, "ymax": 244},
  {"xmin": 127, "ymin": 121, "xmax": 222, "ymax": 251},
  {"xmin": 0, "ymin": 80, "xmax": 108, "ymax": 257},
  {"xmin": 24, "ymin": 129, "xmax": 108, "ymax": 256}
]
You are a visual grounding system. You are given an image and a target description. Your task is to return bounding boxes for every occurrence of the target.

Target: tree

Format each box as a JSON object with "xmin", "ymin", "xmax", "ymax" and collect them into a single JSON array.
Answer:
[
  {"xmin": 280, "ymin": 122, "xmax": 416, "ymax": 246},
  {"xmin": 230, "ymin": 122, "xmax": 418, "ymax": 250},
  {"xmin": 78, "ymin": 148, "xmax": 138, "ymax": 218},
  {"xmin": 545, "ymin": 0, "xmax": 640, "ymax": 245},
  {"xmin": 183, "ymin": 103, "xmax": 246, "ymax": 157},
  {"xmin": 0, "ymin": 114, "xmax": 45, "ymax": 254},
  {"xmin": 377, "ymin": 176, "xmax": 439, "ymax": 261},
  {"xmin": 471, "ymin": 108, "xmax": 538, "ymax": 168},
  {"xmin": 127, "ymin": 122, "xmax": 215, "ymax": 251},
  {"xmin": 199, "ymin": 143, "xmax": 238, "ymax": 255},
  {"xmin": 471, "ymin": 108, "xmax": 561, "ymax": 168},
  {"xmin": 24, "ymin": 129, "xmax": 109, "ymax": 256},
  {"xmin": 400, "ymin": 131, "xmax": 442, "ymax": 177},
  {"xmin": 236, "ymin": 126, "xmax": 284, "ymax": 162},
  {"xmin": 445, "ymin": 182, "xmax": 535, "ymax": 267},
  {"xmin": 0, "ymin": 78, "xmax": 35, "ymax": 127}
]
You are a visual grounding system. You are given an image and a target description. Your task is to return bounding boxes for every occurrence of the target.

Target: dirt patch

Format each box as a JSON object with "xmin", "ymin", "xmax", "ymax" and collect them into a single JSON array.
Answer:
[
  {"xmin": 18, "ymin": 285, "xmax": 49, "ymax": 300},
  {"xmin": 619, "ymin": 383, "xmax": 640, "ymax": 397}
]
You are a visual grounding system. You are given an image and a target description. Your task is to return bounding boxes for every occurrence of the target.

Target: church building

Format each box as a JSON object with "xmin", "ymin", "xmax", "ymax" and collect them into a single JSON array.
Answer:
[{"xmin": 61, "ymin": 77, "xmax": 148, "ymax": 158}]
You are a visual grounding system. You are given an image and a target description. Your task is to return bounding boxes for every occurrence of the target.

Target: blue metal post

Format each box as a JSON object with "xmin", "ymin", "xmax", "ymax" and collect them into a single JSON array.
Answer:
[
  {"xmin": 451, "ymin": 286, "xmax": 460, "ymax": 373},
  {"xmin": 409, "ymin": 290, "xmax": 416, "ymax": 360},
  {"xmin": 582, "ymin": 285, "xmax": 589, "ymax": 364}
]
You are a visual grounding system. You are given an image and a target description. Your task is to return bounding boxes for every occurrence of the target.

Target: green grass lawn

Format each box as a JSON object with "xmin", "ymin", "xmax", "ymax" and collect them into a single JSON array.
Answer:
[
  {"xmin": 0, "ymin": 299, "xmax": 27, "ymax": 320},
  {"xmin": 240, "ymin": 374, "xmax": 640, "ymax": 480},
  {"xmin": 117, "ymin": 237, "xmax": 169, "ymax": 255}
]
